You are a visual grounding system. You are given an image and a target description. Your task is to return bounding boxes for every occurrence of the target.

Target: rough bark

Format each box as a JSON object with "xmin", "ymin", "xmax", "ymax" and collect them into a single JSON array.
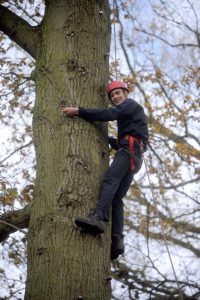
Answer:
[
  {"xmin": 0, "ymin": 4, "xmax": 39, "ymax": 58},
  {"xmin": 0, "ymin": 204, "xmax": 31, "ymax": 242},
  {"xmin": 24, "ymin": 1, "xmax": 111, "ymax": 300}
]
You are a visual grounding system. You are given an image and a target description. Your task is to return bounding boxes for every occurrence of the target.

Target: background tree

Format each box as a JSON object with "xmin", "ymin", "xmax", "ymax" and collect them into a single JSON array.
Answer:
[{"xmin": 0, "ymin": 0, "xmax": 200, "ymax": 300}]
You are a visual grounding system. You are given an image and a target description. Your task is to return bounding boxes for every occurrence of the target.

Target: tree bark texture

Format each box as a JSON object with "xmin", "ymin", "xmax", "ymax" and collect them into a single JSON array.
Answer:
[{"xmin": 25, "ymin": 1, "xmax": 111, "ymax": 300}]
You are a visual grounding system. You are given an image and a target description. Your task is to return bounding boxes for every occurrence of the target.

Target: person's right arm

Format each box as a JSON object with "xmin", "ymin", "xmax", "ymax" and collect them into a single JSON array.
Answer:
[{"xmin": 79, "ymin": 107, "xmax": 118, "ymax": 122}]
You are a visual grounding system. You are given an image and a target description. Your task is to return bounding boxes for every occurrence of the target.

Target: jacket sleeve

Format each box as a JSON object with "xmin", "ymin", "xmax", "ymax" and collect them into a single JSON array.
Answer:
[
  {"xmin": 79, "ymin": 107, "xmax": 118, "ymax": 122},
  {"xmin": 79, "ymin": 99, "xmax": 138, "ymax": 122}
]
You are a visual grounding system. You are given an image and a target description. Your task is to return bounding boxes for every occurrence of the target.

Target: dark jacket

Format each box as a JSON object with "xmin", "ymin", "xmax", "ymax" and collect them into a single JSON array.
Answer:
[{"xmin": 79, "ymin": 98, "xmax": 149, "ymax": 148}]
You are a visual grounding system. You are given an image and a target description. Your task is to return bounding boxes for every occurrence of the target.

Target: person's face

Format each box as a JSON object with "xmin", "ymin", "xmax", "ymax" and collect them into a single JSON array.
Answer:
[{"xmin": 110, "ymin": 88, "xmax": 128, "ymax": 106}]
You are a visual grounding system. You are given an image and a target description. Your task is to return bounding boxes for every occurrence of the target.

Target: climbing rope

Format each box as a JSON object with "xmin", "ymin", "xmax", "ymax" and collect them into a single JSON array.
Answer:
[
  {"xmin": 143, "ymin": 156, "xmax": 184, "ymax": 300},
  {"xmin": 112, "ymin": 0, "xmax": 118, "ymax": 80}
]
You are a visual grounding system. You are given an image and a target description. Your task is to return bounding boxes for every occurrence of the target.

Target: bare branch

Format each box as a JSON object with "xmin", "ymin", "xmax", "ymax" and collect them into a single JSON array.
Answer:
[
  {"xmin": 0, "ymin": 78, "xmax": 30, "ymax": 100},
  {"xmin": 0, "ymin": 204, "xmax": 31, "ymax": 242},
  {"xmin": 0, "ymin": 141, "xmax": 33, "ymax": 167},
  {"xmin": 135, "ymin": 27, "xmax": 199, "ymax": 49},
  {"xmin": 130, "ymin": 222, "xmax": 200, "ymax": 257},
  {"xmin": 112, "ymin": 261, "xmax": 200, "ymax": 299},
  {"xmin": 0, "ymin": 220, "xmax": 27, "ymax": 235},
  {"xmin": 186, "ymin": 0, "xmax": 199, "ymax": 31},
  {"xmin": 140, "ymin": 175, "xmax": 199, "ymax": 191},
  {"xmin": 0, "ymin": 4, "xmax": 40, "ymax": 59},
  {"xmin": 148, "ymin": 115, "xmax": 200, "ymax": 160},
  {"xmin": 7, "ymin": 2, "xmax": 41, "ymax": 26}
]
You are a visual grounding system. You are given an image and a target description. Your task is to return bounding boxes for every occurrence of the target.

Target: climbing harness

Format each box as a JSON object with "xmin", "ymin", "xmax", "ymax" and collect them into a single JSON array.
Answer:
[
  {"xmin": 128, "ymin": 135, "xmax": 135, "ymax": 171},
  {"xmin": 124, "ymin": 135, "xmax": 142, "ymax": 171}
]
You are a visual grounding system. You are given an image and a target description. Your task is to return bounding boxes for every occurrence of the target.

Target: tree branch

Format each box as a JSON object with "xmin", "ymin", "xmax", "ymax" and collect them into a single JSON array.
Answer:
[
  {"xmin": 0, "ymin": 141, "xmax": 33, "ymax": 167},
  {"xmin": 135, "ymin": 27, "xmax": 199, "ymax": 49},
  {"xmin": 112, "ymin": 261, "xmax": 200, "ymax": 300},
  {"xmin": 0, "ymin": 4, "xmax": 40, "ymax": 59},
  {"xmin": 148, "ymin": 114, "xmax": 200, "ymax": 160},
  {"xmin": 130, "ymin": 222, "xmax": 200, "ymax": 257},
  {"xmin": 0, "ymin": 204, "xmax": 31, "ymax": 243}
]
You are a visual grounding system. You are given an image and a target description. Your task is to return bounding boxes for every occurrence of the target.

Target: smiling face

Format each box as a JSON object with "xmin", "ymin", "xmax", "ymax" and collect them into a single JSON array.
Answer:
[{"xmin": 110, "ymin": 88, "xmax": 128, "ymax": 106}]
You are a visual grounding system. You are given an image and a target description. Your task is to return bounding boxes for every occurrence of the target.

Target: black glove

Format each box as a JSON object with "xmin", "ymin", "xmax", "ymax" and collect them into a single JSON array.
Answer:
[{"xmin": 108, "ymin": 136, "xmax": 119, "ymax": 150}]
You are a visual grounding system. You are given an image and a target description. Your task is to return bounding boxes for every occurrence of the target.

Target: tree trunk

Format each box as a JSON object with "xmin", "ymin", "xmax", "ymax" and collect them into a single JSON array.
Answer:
[{"xmin": 25, "ymin": 1, "xmax": 111, "ymax": 299}]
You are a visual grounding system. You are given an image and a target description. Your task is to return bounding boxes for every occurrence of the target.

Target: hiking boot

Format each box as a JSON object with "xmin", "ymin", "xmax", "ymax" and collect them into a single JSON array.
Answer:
[
  {"xmin": 75, "ymin": 208, "xmax": 105, "ymax": 234},
  {"xmin": 111, "ymin": 234, "xmax": 124, "ymax": 260}
]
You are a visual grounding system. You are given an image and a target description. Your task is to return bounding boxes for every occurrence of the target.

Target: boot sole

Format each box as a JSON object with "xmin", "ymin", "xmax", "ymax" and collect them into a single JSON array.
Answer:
[{"xmin": 75, "ymin": 218, "xmax": 105, "ymax": 234}]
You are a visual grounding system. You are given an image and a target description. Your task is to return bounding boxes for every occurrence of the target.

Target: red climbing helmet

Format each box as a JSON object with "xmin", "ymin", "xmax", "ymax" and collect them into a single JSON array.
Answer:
[{"xmin": 106, "ymin": 81, "xmax": 129, "ymax": 97}]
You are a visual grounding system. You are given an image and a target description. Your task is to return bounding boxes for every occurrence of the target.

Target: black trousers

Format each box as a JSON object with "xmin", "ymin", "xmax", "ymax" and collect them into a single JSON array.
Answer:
[{"xmin": 97, "ymin": 147, "xmax": 142, "ymax": 235}]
